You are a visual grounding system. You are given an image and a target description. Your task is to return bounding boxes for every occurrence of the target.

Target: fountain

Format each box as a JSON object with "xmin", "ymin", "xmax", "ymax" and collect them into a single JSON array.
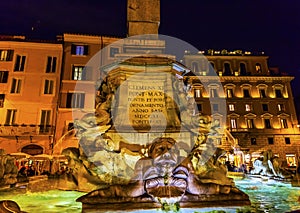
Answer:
[
  {"xmin": 70, "ymin": 55, "xmax": 250, "ymax": 212},
  {"xmin": 248, "ymin": 149, "xmax": 294, "ymax": 181}
]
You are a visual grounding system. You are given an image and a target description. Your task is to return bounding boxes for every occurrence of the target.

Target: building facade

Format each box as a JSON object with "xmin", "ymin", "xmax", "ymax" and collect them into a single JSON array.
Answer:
[
  {"xmin": 0, "ymin": 36, "xmax": 62, "ymax": 155},
  {"xmin": 183, "ymin": 50, "xmax": 300, "ymax": 167},
  {"xmin": 0, "ymin": 34, "xmax": 299, "ymax": 169},
  {"xmin": 53, "ymin": 33, "xmax": 120, "ymax": 154}
]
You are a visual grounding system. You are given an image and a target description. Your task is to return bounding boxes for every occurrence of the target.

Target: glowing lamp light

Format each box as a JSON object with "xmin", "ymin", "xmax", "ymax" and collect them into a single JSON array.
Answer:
[
  {"xmin": 240, "ymin": 124, "xmax": 247, "ymax": 128},
  {"xmin": 235, "ymin": 91, "xmax": 243, "ymax": 98},
  {"xmin": 272, "ymin": 124, "xmax": 281, "ymax": 129},
  {"xmin": 255, "ymin": 124, "xmax": 263, "ymax": 129}
]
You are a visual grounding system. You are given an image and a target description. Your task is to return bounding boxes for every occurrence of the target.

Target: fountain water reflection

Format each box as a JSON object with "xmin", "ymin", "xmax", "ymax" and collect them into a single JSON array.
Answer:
[
  {"xmin": 0, "ymin": 189, "xmax": 84, "ymax": 213},
  {"xmin": 235, "ymin": 179, "xmax": 300, "ymax": 213},
  {"xmin": 0, "ymin": 178, "xmax": 299, "ymax": 212}
]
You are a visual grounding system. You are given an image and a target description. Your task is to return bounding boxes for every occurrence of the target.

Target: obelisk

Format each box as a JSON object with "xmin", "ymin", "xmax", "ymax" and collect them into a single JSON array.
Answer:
[{"xmin": 127, "ymin": 0, "xmax": 160, "ymax": 37}]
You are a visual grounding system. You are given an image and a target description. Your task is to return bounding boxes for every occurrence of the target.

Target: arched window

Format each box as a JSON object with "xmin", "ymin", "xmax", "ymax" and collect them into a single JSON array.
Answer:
[
  {"xmin": 240, "ymin": 63, "xmax": 247, "ymax": 76},
  {"xmin": 21, "ymin": 144, "xmax": 43, "ymax": 155},
  {"xmin": 224, "ymin": 62, "xmax": 232, "ymax": 76}
]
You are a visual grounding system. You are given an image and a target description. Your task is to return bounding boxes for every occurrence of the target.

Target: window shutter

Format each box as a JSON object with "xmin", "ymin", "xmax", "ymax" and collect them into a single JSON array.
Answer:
[
  {"xmin": 80, "ymin": 94, "xmax": 85, "ymax": 108},
  {"xmin": 5, "ymin": 110, "xmax": 12, "ymax": 125},
  {"xmin": 66, "ymin": 93, "xmax": 73, "ymax": 108},
  {"xmin": 44, "ymin": 80, "xmax": 49, "ymax": 94},
  {"xmin": 82, "ymin": 66, "xmax": 91, "ymax": 80},
  {"xmin": 71, "ymin": 44, "xmax": 76, "ymax": 55},
  {"xmin": 14, "ymin": 55, "xmax": 20, "ymax": 71},
  {"xmin": 11, "ymin": 79, "xmax": 16, "ymax": 93},
  {"xmin": 3, "ymin": 71, "xmax": 8, "ymax": 83},
  {"xmin": 46, "ymin": 57, "xmax": 52, "ymax": 73},
  {"xmin": 20, "ymin": 56, "xmax": 26, "ymax": 71},
  {"xmin": 84, "ymin": 45, "xmax": 89, "ymax": 55},
  {"xmin": 52, "ymin": 57, "xmax": 57, "ymax": 72},
  {"xmin": 7, "ymin": 50, "xmax": 14, "ymax": 61}
]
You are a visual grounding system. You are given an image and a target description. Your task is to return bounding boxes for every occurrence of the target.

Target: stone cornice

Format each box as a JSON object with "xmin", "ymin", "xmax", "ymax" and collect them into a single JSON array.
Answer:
[
  {"xmin": 221, "ymin": 76, "xmax": 294, "ymax": 81},
  {"xmin": 188, "ymin": 76, "xmax": 294, "ymax": 82},
  {"xmin": 0, "ymin": 41, "xmax": 62, "ymax": 50},
  {"xmin": 63, "ymin": 33, "xmax": 121, "ymax": 44},
  {"xmin": 184, "ymin": 54, "xmax": 269, "ymax": 60}
]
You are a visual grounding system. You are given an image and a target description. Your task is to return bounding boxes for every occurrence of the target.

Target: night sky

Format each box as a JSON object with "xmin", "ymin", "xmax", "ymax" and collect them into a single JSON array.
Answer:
[{"xmin": 1, "ymin": 0, "xmax": 300, "ymax": 107}]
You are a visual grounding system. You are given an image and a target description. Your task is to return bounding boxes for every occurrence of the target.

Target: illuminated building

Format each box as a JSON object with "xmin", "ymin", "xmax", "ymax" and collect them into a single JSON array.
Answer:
[
  {"xmin": 183, "ymin": 50, "xmax": 300, "ymax": 167},
  {"xmin": 0, "ymin": 35, "xmax": 62, "ymax": 154},
  {"xmin": 53, "ymin": 34, "xmax": 120, "ymax": 153},
  {"xmin": 0, "ymin": 0, "xmax": 298, "ymax": 168}
]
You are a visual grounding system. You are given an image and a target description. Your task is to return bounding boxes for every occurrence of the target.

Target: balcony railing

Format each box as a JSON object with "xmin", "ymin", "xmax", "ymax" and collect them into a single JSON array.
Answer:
[{"xmin": 0, "ymin": 125, "xmax": 55, "ymax": 136}]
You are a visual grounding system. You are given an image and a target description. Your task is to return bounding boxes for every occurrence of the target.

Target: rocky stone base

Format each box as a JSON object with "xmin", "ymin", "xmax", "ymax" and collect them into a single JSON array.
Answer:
[{"xmin": 78, "ymin": 189, "xmax": 250, "ymax": 212}]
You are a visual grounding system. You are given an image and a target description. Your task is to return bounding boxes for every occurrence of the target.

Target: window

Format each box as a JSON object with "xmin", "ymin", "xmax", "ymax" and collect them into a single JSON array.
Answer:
[
  {"xmin": 230, "ymin": 118, "xmax": 237, "ymax": 129},
  {"xmin": 210, "ymin": 88, "xmax": 218, "ymax": 98},
  {"xmin": 40, "ymin": 110, "xmax": 51, "ymax": 133},
  {"xmin": 264, "ymin": 118, "xmax": 271, "ymax": 129},
  {"xmin": 67, "ymin": 122, "xmax": 74, "ymax": 131},
  {"xmin": 71, "ymin": 44, "xmax": 89, "ymax": 56},
  {"xmin": 14, "ymin": 55, "xmax": 26, "ymax": 71},
  {"xmin": 277, "ymin": 104, "xmax": 285, "ymax": 112},
  {"xmin": 255, "ymin": 63, "xmax": 262, "ymax": 73},
  {"xmin": 72, "ymin": 66, "xmax": 86, "ymax": 80},
  {"xmin": 110, "ymin": 47, "xmax": 120, "ymax": 57},
  {"xmin": 10, "ymin": 78, "xmax": 22, "ymax": 93},
  {"xmin": 243, "ymin": 89, "xmax": 250, "ymax": 98},
  {"xmin": 285, "ymin": 138, "xmax": 291, "ymax": 145},
  {"xmin": 223, "ymin": 62, "xmax": 232, "ymax": 76},
  {"xmin": 245, "ymin": 104, "xmax": 251, "ymax": 112},
  {"xmin": 268, "ymin": 137, "xmax": 274, "ymax": 145},
  {"xmin": 275, "ymin": 89, "xmax": 283, "ymax": 98},
  {"xmin": 0, "ymin": 94, "xmax": 4, "ymax": 107},
  {"xmin": 66, "ymin": 93, "xmax": 85, "ymax": 108},
  {"xmin": 250, "ymin": 138, "xmax": 256, "ymax": 145},
  {"xmin": 208, "ymin": 62, "xmax": 215, "ymax": 74},
  {"xmin": 194, "ymin": 89, "xmax": 201, "ymax": 98},
  {"xmin": 240, "ymin": 63, "xmax": 247, "ymax": 76},
  {"xmin": 226, "ymin": 88, "xmax": 234, "ymax": 98},
  {"xmin": 228, "ymin": 104, "xmax": 235, "ymax": 111},
  {"xmin": 212, "ymin": 104, "xmax": 218, "ymax": 112},
  {"xmin": 46, "ymin": 56, "xmax": 57, "ymax": 73},
  {"xmin": 0, "ymin": 71, "xmax": 8, "ymax": 83},
  {"xmin": 280, "ymin": 118, "xmax": 288, "ymax": 128},
  {"xmin": 5, "ymin": 109, "xmax": 17, "ymax": 125},
  {"xmin": 197, "ymin": 104, "xmax": 202, "ymax": 112},
  {"xmin": 259, "ymin": 89, "xmax": 267, "ymax": 98},
  {"xmin": 262, "ymin": 104, "xmax": 268, "ymax": 111},
  {"xmin": 247, "ymin": 119, "xmax": 255, "ymax": 129},
  {"xmin": 286, "ymin": 154, "xmax": 296, "ymax": 167},
  {"xmin": 44, "ymin": 80, "xmax": 54, "ymax": 94},
  {"xmin": 0, "ymin": 50, "xmax": 14, "ymax": 61}
]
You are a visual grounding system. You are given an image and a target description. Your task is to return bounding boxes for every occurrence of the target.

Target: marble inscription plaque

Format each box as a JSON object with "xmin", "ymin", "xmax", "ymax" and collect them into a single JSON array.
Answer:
[{"xmin": 128, "ymin": 81, "xmax": 167, "ymax": 129}]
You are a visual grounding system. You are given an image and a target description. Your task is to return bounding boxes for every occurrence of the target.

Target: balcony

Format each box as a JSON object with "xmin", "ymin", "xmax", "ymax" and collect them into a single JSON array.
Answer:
[{"xmin": 0, "ymin": 125, "xmax": 55, "ymax": 136}]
